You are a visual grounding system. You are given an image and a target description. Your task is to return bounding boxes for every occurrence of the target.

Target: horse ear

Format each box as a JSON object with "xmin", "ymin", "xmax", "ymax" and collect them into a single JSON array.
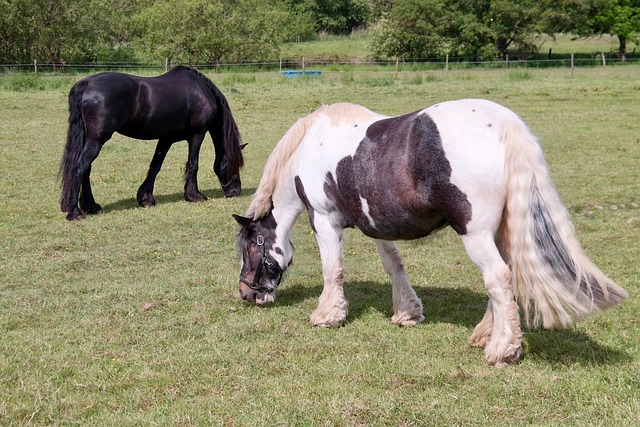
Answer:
[
  {"xmin": 240, "ymin": 143, "xmax": 248, "ymax": 150},
  {"xmin": 232, "ymin": 214, "xmax": 252, "ymax": 226}
]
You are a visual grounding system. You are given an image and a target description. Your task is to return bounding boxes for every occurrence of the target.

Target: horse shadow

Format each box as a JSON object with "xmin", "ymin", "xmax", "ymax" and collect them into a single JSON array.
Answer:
[
  {"xmin": 100, "ymin": 187, "xmax": 257, "ymax": 214},
  {"xmin": 278, "ymin": 280, "xmax": 631, "ymax": 366}
]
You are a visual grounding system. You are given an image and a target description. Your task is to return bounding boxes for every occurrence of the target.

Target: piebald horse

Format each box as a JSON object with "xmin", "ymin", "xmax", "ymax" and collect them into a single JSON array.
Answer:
[{"xmin": 234, "ymin": 100, "xmax": 627, "ymax": 366}]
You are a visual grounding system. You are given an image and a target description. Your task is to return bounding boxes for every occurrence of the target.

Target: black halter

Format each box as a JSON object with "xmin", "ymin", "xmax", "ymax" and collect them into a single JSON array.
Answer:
[
  {"xmin": 221, "ymin": 174, "xmax": 239, "ymax": 192},
  {"xmin": 239, "ymin": 234, "xmax": 284, "ymax": 293}
]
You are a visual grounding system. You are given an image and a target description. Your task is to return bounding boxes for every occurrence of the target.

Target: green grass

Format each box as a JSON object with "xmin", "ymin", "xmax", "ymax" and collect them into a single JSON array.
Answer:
[
  {"xmin": 281, "ymin": 30, "xmax": 372, "ymax": 61},
  {"xmin": 540, "ymin": 34, "xmax": 624, "ymax": 54},
  {"xmin": 1, "ymin": 66, "xmax": 639, "ymax": 425}
]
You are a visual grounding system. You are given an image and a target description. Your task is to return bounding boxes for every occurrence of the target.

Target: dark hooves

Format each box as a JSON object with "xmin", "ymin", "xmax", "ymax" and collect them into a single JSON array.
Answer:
[
  {"xmin": 185, "ymin": 193, "xmax": 208, "ymax": 202},
  {"xmin": 138, "ymin": 197, "xmax": 156, "ymax": 208},
  {"xmin": 66, "ymin": 211, "xmax": 86, "ymax": 221},
  {"xmin": 84, "ymin": 204, "xmax": 102, "ymax": 214}
]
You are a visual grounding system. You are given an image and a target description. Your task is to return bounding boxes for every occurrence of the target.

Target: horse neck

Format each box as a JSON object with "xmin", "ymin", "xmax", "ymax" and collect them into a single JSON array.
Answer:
[{"xmin": 269, "ymin": 179, "xmax": 305, "ymax": 249}]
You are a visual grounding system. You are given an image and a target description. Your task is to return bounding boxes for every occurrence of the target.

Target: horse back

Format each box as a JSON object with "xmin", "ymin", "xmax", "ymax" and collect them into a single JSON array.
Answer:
[
  {"xmin": 77, "ymin": 68, "xmax": 216, "ymax": 141},
  {"xmin": 299, "ymin": 100, "xmax": 513, "ymax": 240}
]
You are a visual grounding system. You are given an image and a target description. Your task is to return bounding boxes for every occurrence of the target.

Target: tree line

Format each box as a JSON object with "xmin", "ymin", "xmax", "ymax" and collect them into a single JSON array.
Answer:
[{"xmin": 1, "ymin": 0, "xmax": 638, "ymax": 67}]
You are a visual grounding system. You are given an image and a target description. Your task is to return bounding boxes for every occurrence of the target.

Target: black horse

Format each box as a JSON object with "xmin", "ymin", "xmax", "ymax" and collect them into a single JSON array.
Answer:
[{"xmin": 59, "ymin": 66, "xmax": 244, "ymax": 220}]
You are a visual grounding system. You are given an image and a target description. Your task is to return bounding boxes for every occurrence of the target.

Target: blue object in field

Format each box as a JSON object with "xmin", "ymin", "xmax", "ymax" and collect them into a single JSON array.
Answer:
[{"xmin": 281, "ymin": 70, "xmax": 322, "ymax": 78}]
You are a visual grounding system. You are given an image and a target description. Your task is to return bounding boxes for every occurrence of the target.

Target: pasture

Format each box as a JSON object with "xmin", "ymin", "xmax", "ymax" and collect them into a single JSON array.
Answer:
[{"xmin": 1, "ymin": 66, "xmax": 639, "ymax": 425}]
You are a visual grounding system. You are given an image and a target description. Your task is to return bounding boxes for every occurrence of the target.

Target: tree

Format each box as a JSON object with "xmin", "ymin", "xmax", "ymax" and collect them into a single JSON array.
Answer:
[
  {"xmin": 0, "ymin": 0, "xmax": 31, "ymax": 63},
  {"xmin": 284, "ymin": 0, "xmax": 372, "ymax": 34},
  {"xmin": 0, "ymin": 0, "xmax": 81, "ymax": 64},
  {"xmin": 588, "ymin": 0, "xmax": 640, "ymax": 59},
  {"xmin": 278, "ymin": 1, "xmax": 317, "ymax": 42},
  {"xmin": 0, "ymin": 0, "xmax": 147, "ymax": 64},
  {"xmin": 132, "ymin": 0, "xmax": 287, "ymax": 66},
  {"xmin": 371, "ymin": 0, "xmax": 594, "ymax": 60},
  {"xmin": 370, "ymin": 0, "xmax": 453, "ymax": 60}
]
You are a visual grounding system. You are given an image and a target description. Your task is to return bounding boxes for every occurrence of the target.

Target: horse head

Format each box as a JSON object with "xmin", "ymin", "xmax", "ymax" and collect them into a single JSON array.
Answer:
[
  {"xmin": 215, "ymin": 144, "xmax": 247, "ymax": 198},
  {"xmin": 233, "ymin": 212, "xmax": 292, "ymax": 304}
]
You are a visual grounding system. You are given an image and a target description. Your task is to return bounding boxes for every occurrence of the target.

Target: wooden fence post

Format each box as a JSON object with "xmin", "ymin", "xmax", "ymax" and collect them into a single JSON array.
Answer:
[
  {"xmin": 601, "ymin": 52, "xmax": 606, "ymax": 66},
  {"xmin": 571, "ymin": 53, "xmax": 575, "ymax": 78},
  {"xmin": 34, "ymin": 59, "xmax": 37, "ymax": 75}
]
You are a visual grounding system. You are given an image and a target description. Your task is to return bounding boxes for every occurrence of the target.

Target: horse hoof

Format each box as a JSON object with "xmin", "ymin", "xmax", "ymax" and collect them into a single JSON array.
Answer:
[
  {"xmin": 391, "ymin": 301, "xmax": 425, "ymax": 326},
  {"xmin": 84, "ymin": 204, "xmax": 102, "ymax": 214},
  {"xmin": 310, "ymin": 308, "xmax": 347, "ymax": 328},
  {"xmin": 66, "ymin": 212, "xmax": 85, "ymax": 221},
  {"xmin": 139, "ymin": 198, "xmax": 156, "ymax": 208},
  {"xmin": 185, "ymin": 193, "xmax": 208, "ymax": 202},
  {"xmin": 485, "ymin": 344, "xmax": 524, "ymax": 367}
]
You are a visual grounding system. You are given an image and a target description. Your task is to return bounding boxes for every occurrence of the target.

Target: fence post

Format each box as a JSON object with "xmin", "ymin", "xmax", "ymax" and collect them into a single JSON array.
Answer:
[
  {"xmin": 445, "ymin": 54, "xmax": 449, "ymax": 75},
  {"xmin": 302, "ymin": 57, "xmax": 305, "ymax": 76},
  {"xmin": 395, "ymin": 57, "xmax": 399, "ymax": 78},
  {"xmin": 601, "ymin": 52, "xmax": 606, "ymax": 66},
  {"xmin": 164, "ymin": 58, "xmax": 168, "ymax": 72},
  {"xmin": 505, "ymin": 54, "xmax": 509, "ymax": 69},
  {"xmin": 33, "ymin": 59, "xmax": 37, "ymax": 75},
  {"xmin": 571, "ymin": 53, "xmax": 575, "ymax": 78}
]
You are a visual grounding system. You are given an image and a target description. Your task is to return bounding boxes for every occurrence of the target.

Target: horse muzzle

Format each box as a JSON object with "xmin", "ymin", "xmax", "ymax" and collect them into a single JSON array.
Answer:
[
  {"xmin": 239, "ymin": 281, "xmax": 276, "ymax": 305},
  {"xmin": 222, "ymin": 177, "xmax": 241, "ymax": 198}
]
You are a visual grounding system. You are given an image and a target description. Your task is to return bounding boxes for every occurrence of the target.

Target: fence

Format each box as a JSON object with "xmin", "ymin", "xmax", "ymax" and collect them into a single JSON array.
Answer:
[{"xmin": 2, "ymin": 52, "xmax": 639, "ymax": 75}]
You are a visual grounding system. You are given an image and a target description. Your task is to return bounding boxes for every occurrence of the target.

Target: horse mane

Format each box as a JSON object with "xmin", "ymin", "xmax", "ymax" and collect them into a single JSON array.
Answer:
[
  {"xmin": 176, "ymin": 66, "xmax": 244, "ymax": 173},
  {"xmin": 246, "ymin": 102, "xmax": 382, "ymax": 219},
  {"xmin": 179, "ymin": 66, "xmax": 216, "ymax": 93}
]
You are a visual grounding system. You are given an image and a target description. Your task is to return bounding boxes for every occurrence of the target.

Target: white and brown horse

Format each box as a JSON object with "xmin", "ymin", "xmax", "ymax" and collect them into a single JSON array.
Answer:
[{"xmin": 234, "ymin": 100, "xmax": 627, "ymax": 366}]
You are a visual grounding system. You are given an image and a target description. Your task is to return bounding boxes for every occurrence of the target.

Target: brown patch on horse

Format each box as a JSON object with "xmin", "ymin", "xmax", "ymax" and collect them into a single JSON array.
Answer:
[{"xmin": 324, "ymin": 111, "xmax": 471, "ymax": 240}]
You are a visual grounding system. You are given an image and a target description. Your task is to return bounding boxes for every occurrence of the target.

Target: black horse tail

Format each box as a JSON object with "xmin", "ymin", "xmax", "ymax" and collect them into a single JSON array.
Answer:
[{"xmin": 59, "ymin": 79, "xmax": 88, "ymax": 212}]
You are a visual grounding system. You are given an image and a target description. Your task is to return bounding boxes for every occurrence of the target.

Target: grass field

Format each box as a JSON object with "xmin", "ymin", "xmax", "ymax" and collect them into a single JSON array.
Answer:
[
  {"xmin": 280, "ymin": 32, "xmax": 630, "ymax": 61},
  {"xmin": 1, "ymin": 65, "xmax": 639, "ymax": 425}
]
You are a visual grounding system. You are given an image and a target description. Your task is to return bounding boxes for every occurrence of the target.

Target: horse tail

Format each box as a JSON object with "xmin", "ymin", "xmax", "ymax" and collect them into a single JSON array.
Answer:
[
  {"xmin": 59, "ymin": 79, "xmax": 88, "ymax": 212},
  {"xmin": 500, "ymin": 118, "xmax": 627, "ymax": 329}
]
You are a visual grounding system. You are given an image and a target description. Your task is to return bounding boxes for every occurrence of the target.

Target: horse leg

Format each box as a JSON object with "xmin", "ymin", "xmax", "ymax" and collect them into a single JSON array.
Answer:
[
  {"xmin": 137, "ymin": 138, "xmax": 174, "ymax": 207},
  {"xmin": 79, "ymin": 164, "xmax": 102, "ymax": 214},
  {"xmin": 469, "ymin": 301, "xmax": 493, "ymax": 349},
  {"xmin": 66, "ymin": 140, "xmax": 104, "ymax": 220},
  {"xmin": 461, "ymin": 233, "xmax": 523, "ymax": 367},
  {"xmin": 309, "ymin": 215, "xmax": 348, "ymax": 327},
  {"xmin": 184, "ymin": 131, "xmax": 208, "ymax": 202},
  {"xmin": 374, "ymin": 240, "xmax": 424, "ymax": 326}
]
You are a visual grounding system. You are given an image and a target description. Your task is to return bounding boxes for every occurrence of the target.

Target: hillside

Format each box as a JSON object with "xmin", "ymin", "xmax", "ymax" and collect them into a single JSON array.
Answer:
[{"xmin": 280, "ymin": 32, "xmax": 626, "ymax": 62}]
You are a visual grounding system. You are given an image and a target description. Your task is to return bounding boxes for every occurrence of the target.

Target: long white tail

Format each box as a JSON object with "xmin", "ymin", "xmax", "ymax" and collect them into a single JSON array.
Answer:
[{"xmin": 501, "ymin": 120, "xmax": 627, "ymax": 329}]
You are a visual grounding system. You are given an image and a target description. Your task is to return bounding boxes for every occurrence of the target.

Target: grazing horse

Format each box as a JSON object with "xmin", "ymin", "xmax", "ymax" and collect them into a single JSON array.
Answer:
[
  {"xmin": 59, "ymin": 66, "xmax": 244, "ymax": 220},
  {"xmin": 234, "ymin": 100, "xmax": 627, "ymax": 366}
]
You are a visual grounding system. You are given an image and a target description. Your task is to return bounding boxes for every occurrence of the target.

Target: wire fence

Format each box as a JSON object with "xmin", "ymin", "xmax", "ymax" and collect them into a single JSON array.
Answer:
[{"xmin": 1, "ymin": 52, "xmax": 639, "ymax": 75}]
